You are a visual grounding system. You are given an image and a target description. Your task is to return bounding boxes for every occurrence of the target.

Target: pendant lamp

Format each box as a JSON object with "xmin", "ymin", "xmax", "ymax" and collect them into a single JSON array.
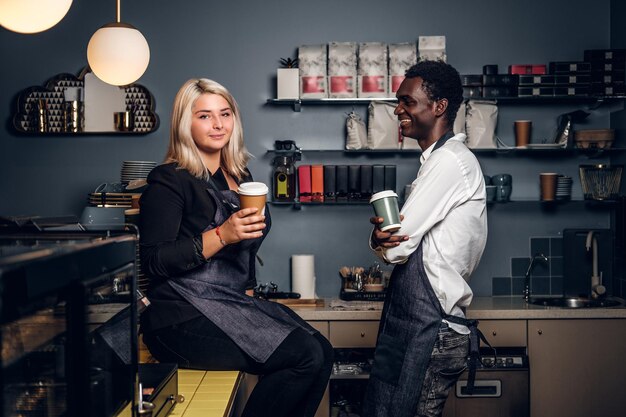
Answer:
[
  {"xmin": 0, "ymin": 0, "xmax": 73, "ymax": 34},
  {"xmin": 87, "ymin": 0, "xmax": 150, "ymax": 86}
]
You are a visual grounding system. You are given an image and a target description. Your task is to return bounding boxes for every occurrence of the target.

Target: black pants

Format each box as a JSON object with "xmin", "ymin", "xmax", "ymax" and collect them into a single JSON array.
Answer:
[{"xmin": 143, "ymin": 316, "xmax": 333, "ymax": 417}]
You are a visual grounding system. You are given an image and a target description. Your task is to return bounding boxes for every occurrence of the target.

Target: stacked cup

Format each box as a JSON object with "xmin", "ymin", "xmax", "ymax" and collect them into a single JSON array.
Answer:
[
  {"xmin": 539, "ymin": 173, "xmax": 558, "ymax": 201},
  {"xmin": 556, "ymin": 175, "xmax": 573, "ymax": 201},
  {"xmin": 491, "ymin": 174, "xmax": 512, "ymax": 202}
]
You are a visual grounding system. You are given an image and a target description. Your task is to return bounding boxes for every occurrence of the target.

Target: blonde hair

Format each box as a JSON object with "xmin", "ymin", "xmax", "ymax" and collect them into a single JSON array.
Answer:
[{"xmin": 164, "ymin": 78, "xmax": 250, "ymax": 180}]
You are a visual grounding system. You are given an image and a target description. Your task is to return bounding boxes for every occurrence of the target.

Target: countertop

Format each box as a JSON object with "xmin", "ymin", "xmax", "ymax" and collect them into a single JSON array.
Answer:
[{"xmin": 289, "ymin": 296, "xmax": 626, "ymax": 321}]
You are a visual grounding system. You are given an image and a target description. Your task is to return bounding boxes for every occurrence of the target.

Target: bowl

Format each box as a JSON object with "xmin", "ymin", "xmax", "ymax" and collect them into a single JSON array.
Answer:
[{"xmin": 363, "ymin": 283, "xmax": 385, "ymax": 292}]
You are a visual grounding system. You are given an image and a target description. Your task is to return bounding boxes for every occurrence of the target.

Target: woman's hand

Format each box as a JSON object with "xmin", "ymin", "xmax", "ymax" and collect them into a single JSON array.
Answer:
[
  {"xmin": 219, "ymin": 207, "xmax": 266, "ymax": 244},
  {"xmin": 370, "ymin": 215, "xmax": 408, "ymax": 248}
]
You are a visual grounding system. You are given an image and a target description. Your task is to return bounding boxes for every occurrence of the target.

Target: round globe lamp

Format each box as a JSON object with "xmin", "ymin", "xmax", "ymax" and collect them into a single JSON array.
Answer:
[
  {"xmin": 0, "ymin": 0, "xmax": 73, "ymax": 34},
  {"xmin": 87, "ymin": 22, "xmax": 150, "ymax": 86}
]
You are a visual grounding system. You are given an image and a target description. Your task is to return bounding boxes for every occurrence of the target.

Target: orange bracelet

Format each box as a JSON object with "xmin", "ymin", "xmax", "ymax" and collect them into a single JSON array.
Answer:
[{"xmin": 215, "ymin": 226, "xmax": 228, "ymax": 246}]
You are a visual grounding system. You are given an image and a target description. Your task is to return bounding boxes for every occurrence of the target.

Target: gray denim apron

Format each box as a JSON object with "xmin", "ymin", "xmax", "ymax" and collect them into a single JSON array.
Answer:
[
  {"xmin": 362, "ymin": 132, "xmax": 492, "ymax": 417},
  {"xmin": 169, "ymin": 182, "xmax": 315, "ymax": 363}
]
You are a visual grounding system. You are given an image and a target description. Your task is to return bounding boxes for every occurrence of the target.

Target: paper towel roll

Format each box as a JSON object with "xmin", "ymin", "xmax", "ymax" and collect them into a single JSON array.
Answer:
[{"xmin": 291, "ymin": 254, "xmax": 316, "ymax": 299}]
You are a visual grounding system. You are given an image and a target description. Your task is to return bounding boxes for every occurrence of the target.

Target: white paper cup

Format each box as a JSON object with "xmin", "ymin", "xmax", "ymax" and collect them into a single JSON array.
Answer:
[
  {"xmin": 369, "ymin": 190, "xmax": 401, "ymax": 232},
  {"xmin": 238, "ymin": 182, "xmax": 268, "ymax": 215}
]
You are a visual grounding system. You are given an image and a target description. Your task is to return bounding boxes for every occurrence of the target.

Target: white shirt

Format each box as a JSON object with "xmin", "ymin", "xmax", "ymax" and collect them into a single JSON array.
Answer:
[{"xmin": 373, "ymin": 133, "xmax": 487, "ymax": 334}]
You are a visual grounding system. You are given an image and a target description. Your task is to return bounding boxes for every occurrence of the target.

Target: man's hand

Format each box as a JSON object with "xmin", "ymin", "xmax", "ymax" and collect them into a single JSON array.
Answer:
[{"xmin": 370, "ymin": 215, "xmax": 408, "ymax": 248}]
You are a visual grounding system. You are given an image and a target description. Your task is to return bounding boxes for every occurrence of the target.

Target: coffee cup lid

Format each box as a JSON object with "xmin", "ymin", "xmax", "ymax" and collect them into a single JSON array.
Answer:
[
  {"xmin": 237, "ymin": 182, "xmax": 268, "ymax": 196},
  {"xmin": 369, "ymin": 190, "xmax": 398, "ymax": 203}
]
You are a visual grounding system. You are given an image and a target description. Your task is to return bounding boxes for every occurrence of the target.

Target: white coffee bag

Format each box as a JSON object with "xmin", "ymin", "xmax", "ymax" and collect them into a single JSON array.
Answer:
[
  {"xmin": 389, "ymin": 42, "xmax": 417, "ymax": 94},
  {"xmin": 358, "ymin": 43, "xmax": 388, "ymax": 98},
  {"xmin": 299, "ymin": 44, "xmax": 328, "ymax": 98},
  {"xmin": 328, "ymin": 42, "xmax": 357, "ymax": 98},
  {"xmin": 418, "ymin": 36, "xmax": 447, "ymax": 62}
]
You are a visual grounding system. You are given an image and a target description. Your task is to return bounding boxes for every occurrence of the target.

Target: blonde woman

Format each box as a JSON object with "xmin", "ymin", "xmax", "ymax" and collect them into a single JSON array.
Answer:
[{"xmin": 140, "ymin": 79, "xmax": 332, "ymax": 417}]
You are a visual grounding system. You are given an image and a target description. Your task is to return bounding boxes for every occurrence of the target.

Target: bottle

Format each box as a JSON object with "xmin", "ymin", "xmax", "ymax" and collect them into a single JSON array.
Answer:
[
  {"xmin": 273, "ymin": 156, "xmax": 296, "ymax": 202},
  {"xmin": 37, "ymin": 98, "xmax": 48, "ymax": 132}
]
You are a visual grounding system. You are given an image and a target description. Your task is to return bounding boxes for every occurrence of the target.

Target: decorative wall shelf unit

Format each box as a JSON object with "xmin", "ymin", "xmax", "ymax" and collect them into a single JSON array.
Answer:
[{"xmin": 13, "ymin": 67, "xmax": 159, "ymax": 135}]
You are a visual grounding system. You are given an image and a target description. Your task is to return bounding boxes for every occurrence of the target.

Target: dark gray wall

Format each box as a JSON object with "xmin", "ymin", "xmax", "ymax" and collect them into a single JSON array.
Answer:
[{"xmin": 0, "ymin": 0, "xmax": 616, "ymax": 297}]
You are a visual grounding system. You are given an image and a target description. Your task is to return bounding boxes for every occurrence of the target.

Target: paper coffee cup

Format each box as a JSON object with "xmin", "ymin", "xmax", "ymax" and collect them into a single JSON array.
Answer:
[
  {"xmin": 238, "ymin": 182, "xmax": 268, "ymax": 215},
  {"xmin": 369, "ymin": 190, "xmax": 401, "ymax": 232}
]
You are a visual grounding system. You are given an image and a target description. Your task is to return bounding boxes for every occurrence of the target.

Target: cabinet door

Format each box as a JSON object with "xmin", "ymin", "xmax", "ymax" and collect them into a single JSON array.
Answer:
[
  {"xmin": 528, "ymin": 319, "xmax": 626, "ymax": 417},
  {"xmin": 329, "ymin": 321, "xmax": 380, "ymax": 348},
  {"xmin": 478, "ymin": 320, "xmax": 527, "ymax": 347}
]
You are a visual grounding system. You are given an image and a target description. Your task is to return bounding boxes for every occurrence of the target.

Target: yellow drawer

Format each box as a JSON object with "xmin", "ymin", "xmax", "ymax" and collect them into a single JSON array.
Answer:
[
  {"xmin": 479, "ymin": 320, "xmax": 527, "ymax": 347},
  {"xmin": 329, "ymin": 321, "xmax": 379, "ymax": 348}
]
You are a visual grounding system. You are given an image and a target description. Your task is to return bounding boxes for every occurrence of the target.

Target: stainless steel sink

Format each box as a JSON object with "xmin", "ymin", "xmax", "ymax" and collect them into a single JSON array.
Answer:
[{"xmin": 528, "ymin": 296, "xmax": 624, "ymax": 308}]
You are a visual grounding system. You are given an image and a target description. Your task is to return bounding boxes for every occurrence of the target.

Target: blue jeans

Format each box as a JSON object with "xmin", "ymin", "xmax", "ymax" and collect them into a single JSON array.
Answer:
[{"xmin": 415, "ymin": 326, "xmax": 469, "ymax": 417}]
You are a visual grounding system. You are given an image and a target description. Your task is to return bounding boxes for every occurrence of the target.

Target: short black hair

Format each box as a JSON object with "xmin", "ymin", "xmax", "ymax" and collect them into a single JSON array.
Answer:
[{"xmin": 405, "ymin": 61, "xmax": 463, "ymax": 128}]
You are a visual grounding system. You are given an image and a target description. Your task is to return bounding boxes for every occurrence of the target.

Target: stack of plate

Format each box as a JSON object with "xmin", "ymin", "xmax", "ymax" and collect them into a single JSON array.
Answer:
[
  {"xmin": 556, "ymin": 175, "xmax": 573, "ymax": 200},
  {"xmin": 121, "ymin": 161, "xmax": 156, "ymax": 183},
  {"xmin": 124, "ymin": 208, "xmax": 149, "ymax": 292},
  {"xmin": 88, "ymin": 192, "xmax": 136, "ymax": 207}
]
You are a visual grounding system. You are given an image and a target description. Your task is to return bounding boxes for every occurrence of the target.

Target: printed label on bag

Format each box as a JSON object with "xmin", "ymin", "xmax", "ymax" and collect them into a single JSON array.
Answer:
[
  {"xmin": 362, "ymin": 76, "xmax": 385, "ymax": 93},
  {"xmin": 302, "ymin": 76, "xmax": 326, "ymax": 93},
  {"xmin": 330, "ymin": 76, "xmax": 355, "ymax": 93},
  {"xmin": 391, "ymin": 75, "xmax": 405, "ymax": 93}
]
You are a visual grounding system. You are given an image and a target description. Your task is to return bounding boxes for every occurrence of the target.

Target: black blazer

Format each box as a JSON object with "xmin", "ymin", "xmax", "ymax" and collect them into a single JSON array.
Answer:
[{"xmin": 139, "ymin": 162, "xmax": 252, "ymax": 331}]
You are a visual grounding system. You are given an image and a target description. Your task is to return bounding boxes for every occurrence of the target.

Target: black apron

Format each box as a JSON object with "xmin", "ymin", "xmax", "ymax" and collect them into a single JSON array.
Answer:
[
  {"xmin": 362, "ymin": 132, "xmax": 493, "ymax": 417},
  {"xmin": 169, "ymin": 179, "xmax": 316, "ymax": 363}
]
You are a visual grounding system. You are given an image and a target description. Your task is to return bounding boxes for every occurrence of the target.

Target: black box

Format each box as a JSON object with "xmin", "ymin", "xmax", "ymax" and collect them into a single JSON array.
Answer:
[
  {"xmin": 336, "ymin": 165, "xmax": 348, "ymax": 201},
  {"xmin": 518, "ymin": 86, "xmax": 554, "ymax": 97},
  {"xmin": 591, "ymin": 82, "xmax": 626, "ymax": 96},
  {"xmin": 384, "ymin": 165, "xmax": 396, "ymax": 193},
  {"xmin": 372, "ymin": 165, "xmax": 385, "ymax": 194},
  {"xmin": 463, "ymin": 86, "xmax": 482, "ymax": 98},
  {"xmin": 553, "ymin": 74, "xmax": 591, "ymax": 85},
  {"xmin": 553, "ymin": 86, "xmax": 590, "ymax": 96},
  {"xmin": 549, "ymin": 61, "xmax": 591, "ymax": 73},
  {"xmin": 590, "ymin": 71, "xmax": 626, "ymax": 83},
  {"xmin": 482, "ymin": 74, "xmax": 519, "ymax": 86},
  {"xmin": 360, "ymin": 165, "xmax": 373, "ymax": 201},
  {"xmin": 323, "ymin": 165, "xmax": 336, "ymax": 201},
  {"xmin": 461, "ymin": 74, "xmax": 483, "ymax": 86},
  {"xmin": 483, "ymin": 64, "xmax": 498, "ymax": 75},
  {"xmin": 590, "ymin": 60, "xmax": 626, "ymax": 72},
  {"xmin": 482, "ymin": 86, "xmax": 517, "ymax": 98},
  {"xmin": 348, "ymin": 165, "xmax": 361, "ymax": 200},
  {"xmin": 518, "ymin": 75, "xmax": 555, "ymax": 85},
  {"xmin": 584, "ymin": 49, "xmax": 626, "ymax": 62}
]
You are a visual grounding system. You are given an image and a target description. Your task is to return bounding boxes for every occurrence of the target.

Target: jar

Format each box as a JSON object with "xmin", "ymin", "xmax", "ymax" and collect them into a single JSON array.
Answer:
[{"xmin": 273, "ymin": 156, "xmax": 296, "ymax": 202}]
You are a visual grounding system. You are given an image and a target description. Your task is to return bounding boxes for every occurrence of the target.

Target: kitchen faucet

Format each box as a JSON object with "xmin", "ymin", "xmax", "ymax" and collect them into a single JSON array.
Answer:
[
  {"xmin": 586, "ymin": 231, "xmax": 606, "ymax": 298},
  {"xmin": 523, "ymin": 253, "xmax": 548, "ymax": 302}
]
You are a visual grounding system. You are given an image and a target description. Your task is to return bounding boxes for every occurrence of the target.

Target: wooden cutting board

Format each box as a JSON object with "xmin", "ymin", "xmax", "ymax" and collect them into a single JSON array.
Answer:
[{"xmin": 274, "ymin": 298, "xmax": 324, "ymax": 307}]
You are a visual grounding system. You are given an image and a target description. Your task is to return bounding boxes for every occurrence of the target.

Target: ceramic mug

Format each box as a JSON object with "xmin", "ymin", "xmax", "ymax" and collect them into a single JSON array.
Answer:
[
  {"xmin": 485, "ymin": 185, "xmax": 497, "ymax": 201},
  {"xmin": 491, "ymin": 174, "xmax": 512, "ymax": 186},
  {"xmin": 496, "ymin": 185, "xmax": 512, "ymax": 202}
]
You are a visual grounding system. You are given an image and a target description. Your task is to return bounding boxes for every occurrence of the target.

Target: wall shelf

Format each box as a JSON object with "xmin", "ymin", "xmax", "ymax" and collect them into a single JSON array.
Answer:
[
  {"xmin": 266, "ymin": 96, "xmax": 625, "ymax": 112},
  {"xmin": 269, "ymin": 199, "xmax": 618, "ymax": 210},
  {"xmin": 267, "ymin": 147, "xmax": 626, "ymax": 156}
]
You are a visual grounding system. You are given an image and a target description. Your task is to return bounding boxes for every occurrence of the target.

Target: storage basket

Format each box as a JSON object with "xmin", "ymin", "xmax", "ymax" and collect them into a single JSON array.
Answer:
[{"xmin": 579, "ymin": 164, "xmax": 623, "ymax": 200}]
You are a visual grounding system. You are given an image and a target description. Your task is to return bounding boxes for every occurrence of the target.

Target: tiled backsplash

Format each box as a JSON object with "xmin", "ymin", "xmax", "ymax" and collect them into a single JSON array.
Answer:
[{"xmin": 492, "ymin": 237, "xmax": 564, "ymax": 297}]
